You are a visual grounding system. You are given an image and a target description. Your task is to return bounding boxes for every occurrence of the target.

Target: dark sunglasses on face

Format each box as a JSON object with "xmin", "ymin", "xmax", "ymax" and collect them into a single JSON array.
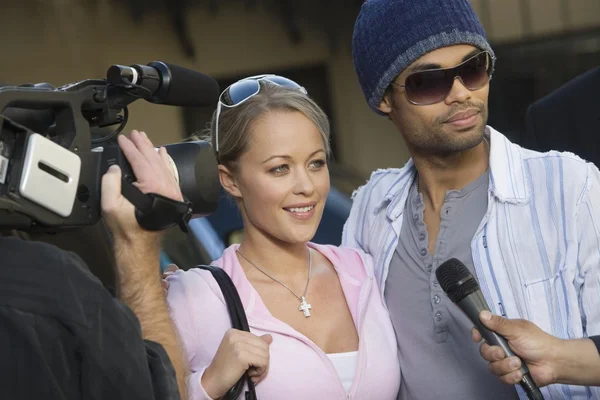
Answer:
[{"xmin": 392, "ymin": 51, "xmax": 494, "ymax": 106}]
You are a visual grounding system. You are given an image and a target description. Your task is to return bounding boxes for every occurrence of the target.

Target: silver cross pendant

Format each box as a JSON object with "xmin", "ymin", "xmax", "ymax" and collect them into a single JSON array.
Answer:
[{"xmin": 298, "ymin": 296, "xmax": 312, "ymax": 317}]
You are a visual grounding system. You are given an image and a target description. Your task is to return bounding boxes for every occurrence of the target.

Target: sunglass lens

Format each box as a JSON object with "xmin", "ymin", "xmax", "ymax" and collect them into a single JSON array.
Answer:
[
  {"xmin": 459, "ymin": 52, "xmax": 491, "ymax": 90},
  {"xmin": 225, "ymin": 80, "xmax": 260, "ymax": 105},
  {"xmin": 405, "ymin": 69, "xmax": 453, "ymax": 105},
  {"xmin": 263, "ymin": 75, "xmax": 303, "ymax": 89}
]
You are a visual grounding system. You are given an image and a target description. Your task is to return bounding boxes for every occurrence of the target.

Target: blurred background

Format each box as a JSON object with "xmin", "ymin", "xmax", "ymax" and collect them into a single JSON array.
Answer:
[{"xmin": 3, "ymin": 0, "xmax": 599, "ymax": 282}]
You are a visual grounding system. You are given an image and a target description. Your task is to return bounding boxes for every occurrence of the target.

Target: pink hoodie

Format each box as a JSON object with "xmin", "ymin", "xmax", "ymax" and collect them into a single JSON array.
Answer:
[{"xmin": 166, "ymin": 243, "xmax": 400, "ymax": 400}]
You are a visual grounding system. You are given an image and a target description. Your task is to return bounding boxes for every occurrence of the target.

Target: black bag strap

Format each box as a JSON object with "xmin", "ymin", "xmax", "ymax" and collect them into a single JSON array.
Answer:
[{"xmin": 194, "ymin": 265, "xmax": 257, "ymax": 400}]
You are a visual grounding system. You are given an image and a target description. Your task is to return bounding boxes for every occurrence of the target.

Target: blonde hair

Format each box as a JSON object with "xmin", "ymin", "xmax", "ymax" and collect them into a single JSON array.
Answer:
[{"xmin": 191, "ymin": 82, "xmax": 331, "ymax": 171}]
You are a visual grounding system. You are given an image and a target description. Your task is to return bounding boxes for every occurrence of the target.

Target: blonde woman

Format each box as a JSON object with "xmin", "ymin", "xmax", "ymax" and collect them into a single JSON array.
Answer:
[{"xmin": 166, "ymin": 76, "xmax": 400, "ymax": 399}]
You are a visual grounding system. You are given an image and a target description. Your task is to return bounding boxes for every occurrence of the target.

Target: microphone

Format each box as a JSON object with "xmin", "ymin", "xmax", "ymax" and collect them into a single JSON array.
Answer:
[
  {"xmin": 106, "ymin": 61, "xmax": 220, "ymax": 107},
  {"xmin": 435, "ymin": 258, "xmax": 544, "ymax": 400}
]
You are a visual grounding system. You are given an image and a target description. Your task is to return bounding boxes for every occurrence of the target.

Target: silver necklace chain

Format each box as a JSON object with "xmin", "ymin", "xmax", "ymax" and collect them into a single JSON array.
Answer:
[
  {"xmin": 236, "ymin": 248, "xmax": 313, "ymax": 315},
  {"xmin": 417, "ymin": 136, "xmax": 490, "ymax": 192}
]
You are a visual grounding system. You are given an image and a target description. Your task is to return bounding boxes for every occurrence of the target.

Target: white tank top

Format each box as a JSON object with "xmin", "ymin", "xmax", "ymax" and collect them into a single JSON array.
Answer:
[{"xmin": 327, "ymin": 351, "xmax": 359, "ymax": 392}]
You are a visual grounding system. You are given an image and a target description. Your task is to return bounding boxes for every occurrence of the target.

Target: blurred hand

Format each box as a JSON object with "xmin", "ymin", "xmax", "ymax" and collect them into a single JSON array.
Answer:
[
  {"xmin": 101, "ymin": 130, "xmax": 183, "ymax": 243},
  {"xmin": 202, "ymin": 329, "xmax": 272, "ymax": 399},
  {"xmin": 472, "ymin": 311, "xmax": 559, "ymax": 387}
]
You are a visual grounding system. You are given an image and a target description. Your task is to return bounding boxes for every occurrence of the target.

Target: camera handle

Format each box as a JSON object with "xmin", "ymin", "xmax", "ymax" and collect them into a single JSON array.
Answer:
[{"xmin": 120, "ymin": 179, "xmax": 193, "ymax": 232}]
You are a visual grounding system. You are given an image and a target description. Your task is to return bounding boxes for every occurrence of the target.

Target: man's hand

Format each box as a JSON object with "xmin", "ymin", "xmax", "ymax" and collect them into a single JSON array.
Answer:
[
  {"xmin": 101, "ymin": 130, "xmax": 183, "ymax": 243},
  {"xmin": 472, "ymin": 311, "xmax": 559, "ymax": 387}
]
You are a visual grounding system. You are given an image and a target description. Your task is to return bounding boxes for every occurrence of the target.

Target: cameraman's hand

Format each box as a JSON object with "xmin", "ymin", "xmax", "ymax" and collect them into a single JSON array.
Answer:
[
  {"xmin": 102, "ymin": 130, "xmax": 183, "ymax": 242},
  {"xmin": 202, "ymin": 329, "xmax": 272, "ymax": 399}
]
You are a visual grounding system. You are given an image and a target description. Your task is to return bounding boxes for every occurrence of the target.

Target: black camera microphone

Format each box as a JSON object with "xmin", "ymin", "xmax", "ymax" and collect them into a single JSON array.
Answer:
[
  {"xmin": 436, "ymin": 258, "xmax": 544, "ymax": 400},
  {"xmin": 106, "ymin": 61, "xmax": 219, "ymax": 107}
]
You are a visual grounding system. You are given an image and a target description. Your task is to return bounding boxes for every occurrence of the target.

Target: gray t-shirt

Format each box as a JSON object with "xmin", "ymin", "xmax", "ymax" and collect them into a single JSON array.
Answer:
[{"xmin": 385, "ymin": 172, "xmax": 518, "ymax": 400}]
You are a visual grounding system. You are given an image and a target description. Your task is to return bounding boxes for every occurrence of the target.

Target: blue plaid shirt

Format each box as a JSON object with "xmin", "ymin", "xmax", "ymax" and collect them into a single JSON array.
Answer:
[{"xmin": 342, "ymin": 127, "xmax": 600, "ymax": 399}]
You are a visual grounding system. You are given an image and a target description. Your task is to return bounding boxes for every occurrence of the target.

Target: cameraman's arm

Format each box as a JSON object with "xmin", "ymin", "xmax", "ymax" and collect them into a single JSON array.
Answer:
[
  {"xmin": 102, "ymin": 130, "xmax": 189, "ymax": 399},
  {"xmin": 113, "ymin": 231, "xmax": 189, "ymax": 397}
]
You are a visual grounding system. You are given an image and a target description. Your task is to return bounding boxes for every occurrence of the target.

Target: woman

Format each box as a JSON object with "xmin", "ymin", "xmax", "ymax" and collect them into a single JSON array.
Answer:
[{"xmin": 166, "ymin": 75, "xmax": 400, "ymax": 399}]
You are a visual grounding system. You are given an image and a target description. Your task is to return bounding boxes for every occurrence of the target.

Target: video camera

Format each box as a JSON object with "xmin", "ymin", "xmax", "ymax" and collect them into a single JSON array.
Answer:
[{"xmin": 0, "ymin": 61, "xmax": 221, "ymax": 232}]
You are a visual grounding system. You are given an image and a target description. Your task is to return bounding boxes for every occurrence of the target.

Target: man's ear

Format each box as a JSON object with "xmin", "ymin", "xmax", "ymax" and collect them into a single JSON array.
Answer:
[
  {"xmin": 378, "ymin": 89, "xmax": 394, "ymax": 114},
  {"xmin": 218, "ymin": 165, "xmax": 242, "ymax": 199}
]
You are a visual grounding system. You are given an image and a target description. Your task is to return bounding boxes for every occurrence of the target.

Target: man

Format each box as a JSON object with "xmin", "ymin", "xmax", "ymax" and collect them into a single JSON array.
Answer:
[
  {"xmin": 524, "ymin": 66, "xmax": 600, "ymax": 166},
  {"xmin": 0, "ymin": 130, "xmax": 186, "ymax": 399},
  {"xmin": 342, "ymin": 0, "xmax": 600, "ymax": 399}
]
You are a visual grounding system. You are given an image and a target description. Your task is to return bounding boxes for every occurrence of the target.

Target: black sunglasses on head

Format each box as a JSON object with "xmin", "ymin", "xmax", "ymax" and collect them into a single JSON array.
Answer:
[{"xmin": 392, "ymin": 51, "xmax": 494, "ymax": 106}]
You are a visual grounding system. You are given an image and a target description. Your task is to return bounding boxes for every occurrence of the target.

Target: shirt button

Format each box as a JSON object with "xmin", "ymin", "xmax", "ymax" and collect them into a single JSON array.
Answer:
[
  {"xmin": 418, "ymin": 232, "xmax": 426, "ymax": 241},
  {"xmin": 435, "ymin": 311, "xmax": 443, "ymax": 322},
  {"xmin": 420, "ymin": 248, "xmax": 427, "ymax": 256},
  {"xmin": 427, "ymin": 264, "xmax": 432, "ymax": 272},
  {"xmin": 413, "ymin": 213, "xmax": 419, "ymax": 221},
  {"xmin": 433, "ymin": 280, "xmax": 439, "ymax": 287},
  {"xmin": 433, "ymin": 295, "xmax": 441, "ymax": 304}
]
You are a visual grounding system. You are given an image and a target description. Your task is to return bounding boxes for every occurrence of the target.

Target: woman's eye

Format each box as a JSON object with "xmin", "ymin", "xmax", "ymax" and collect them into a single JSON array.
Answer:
[
  {"xmin": 310, "ymin": 159, "xmax": 327, "ymax": 169},
  {"xmin": 270, "ymin": 164, "xmax": 289, "ymax": 174}
]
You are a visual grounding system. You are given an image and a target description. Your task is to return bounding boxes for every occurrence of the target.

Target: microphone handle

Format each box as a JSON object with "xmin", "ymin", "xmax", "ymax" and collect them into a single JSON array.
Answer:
[{"xmin": 458, "ymin": 293, "xmax": 545, "ymax": 400}]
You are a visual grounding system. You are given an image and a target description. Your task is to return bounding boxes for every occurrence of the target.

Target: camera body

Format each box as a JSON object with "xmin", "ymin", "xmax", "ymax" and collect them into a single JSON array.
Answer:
[{"xmin": 0, "ymin": 64, "xmax": 220, "ymax": 232}]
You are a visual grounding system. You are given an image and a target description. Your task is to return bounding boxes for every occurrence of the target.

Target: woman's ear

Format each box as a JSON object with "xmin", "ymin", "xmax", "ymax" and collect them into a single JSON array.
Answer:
[{"xmin": 218, "ymin": 164, "xmax": 242, "ymax": 199}]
